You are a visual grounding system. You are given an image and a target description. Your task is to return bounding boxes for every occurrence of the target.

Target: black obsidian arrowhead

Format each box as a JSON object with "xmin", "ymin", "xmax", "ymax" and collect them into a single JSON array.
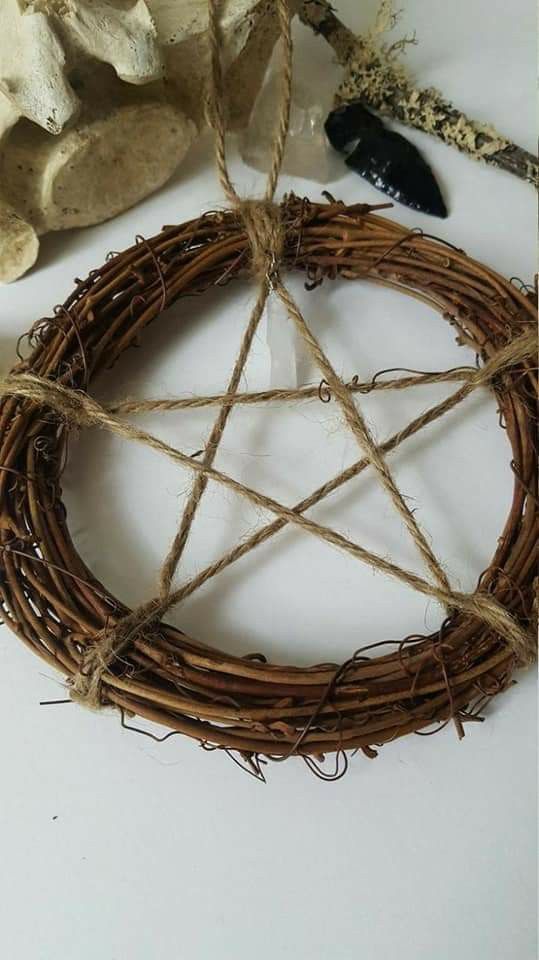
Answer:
[
  {"xmin": 324, "ymin": 100, "xmax": 384, "ymax": 153},
  {"xmin": 345, "ymin": 128, "xmax": 448, "ymax": 218}
]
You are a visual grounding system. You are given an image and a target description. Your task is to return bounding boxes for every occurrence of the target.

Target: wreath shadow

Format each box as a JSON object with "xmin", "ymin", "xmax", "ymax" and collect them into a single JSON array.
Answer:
[{"xmin": 0, "ymin": 334, "xmax": 19, "ymax": 374}]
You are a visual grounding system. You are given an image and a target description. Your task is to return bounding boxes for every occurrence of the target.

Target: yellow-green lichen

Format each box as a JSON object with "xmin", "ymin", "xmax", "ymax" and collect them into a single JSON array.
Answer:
[{"xmin": 337, "ymin": 2, "xmax": 512, "ymax": 164}]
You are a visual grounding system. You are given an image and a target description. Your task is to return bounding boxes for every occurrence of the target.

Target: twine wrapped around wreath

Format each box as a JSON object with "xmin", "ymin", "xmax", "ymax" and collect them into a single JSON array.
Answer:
[{"xmin": 0, "ymin": 0, "xmax": 537, "ymax": 778}]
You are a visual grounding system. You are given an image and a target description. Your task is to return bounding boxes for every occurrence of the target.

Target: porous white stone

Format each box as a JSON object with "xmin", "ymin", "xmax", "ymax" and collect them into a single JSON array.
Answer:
[{"xmin": 0, "ymin": 0, "xmax": 290, "ymax": 281}]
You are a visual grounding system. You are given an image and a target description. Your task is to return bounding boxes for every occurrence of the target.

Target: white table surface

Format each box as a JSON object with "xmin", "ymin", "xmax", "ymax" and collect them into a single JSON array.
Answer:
[{"xmin": 0, "ymin": 2, "xmax": 537, "ymax": 958}]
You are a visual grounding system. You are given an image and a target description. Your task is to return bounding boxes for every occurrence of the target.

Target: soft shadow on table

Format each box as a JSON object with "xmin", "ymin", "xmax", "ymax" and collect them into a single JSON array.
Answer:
[
  {"xmin": 0, "ymin": 334, "xmax": 19, "ymax": 372},
  {"xmin": 30, "ymin": 228, "xmax": 91, "ymax": 277}
]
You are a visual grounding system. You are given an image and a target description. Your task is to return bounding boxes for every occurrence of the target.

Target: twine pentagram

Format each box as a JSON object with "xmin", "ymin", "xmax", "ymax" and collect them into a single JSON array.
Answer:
[{"xmin": 0, "ymin": 0, "xmax": 536, "ymax": 776}]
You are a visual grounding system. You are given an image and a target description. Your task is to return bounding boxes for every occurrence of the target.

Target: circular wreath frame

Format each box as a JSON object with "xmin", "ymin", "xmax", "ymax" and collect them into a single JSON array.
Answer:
[{"xmin": 0, "ymin": 196, "xmax": 536, "ymax": 773}]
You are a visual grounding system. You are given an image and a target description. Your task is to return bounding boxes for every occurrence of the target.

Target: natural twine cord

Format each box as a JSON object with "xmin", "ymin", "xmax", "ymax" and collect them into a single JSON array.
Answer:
[
  {"xmin": 0, "ymin": 0, "xmax": 536, "ymax": 765},
  {"xmin": 104, "ymin": 366, "xmax": 501, "ymax": 414}
]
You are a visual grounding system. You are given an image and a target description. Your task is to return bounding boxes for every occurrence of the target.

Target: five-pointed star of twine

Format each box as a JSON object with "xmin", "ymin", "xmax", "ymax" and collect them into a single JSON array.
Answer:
[{"xmin": 39, "ymin": 0, "xmax": 527, "ymax": 709}]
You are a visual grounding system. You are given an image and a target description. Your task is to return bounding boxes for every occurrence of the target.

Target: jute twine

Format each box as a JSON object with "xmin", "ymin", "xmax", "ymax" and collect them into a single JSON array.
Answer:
[{"xmin": 0, "ymin": 0, "xmax": 536, "ymax": 773}]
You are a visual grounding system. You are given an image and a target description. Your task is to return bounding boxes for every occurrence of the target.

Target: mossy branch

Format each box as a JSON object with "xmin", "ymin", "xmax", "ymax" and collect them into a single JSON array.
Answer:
[{"xmin": 299, "ymin": 0, "xmax": 538, "ymax": 186}]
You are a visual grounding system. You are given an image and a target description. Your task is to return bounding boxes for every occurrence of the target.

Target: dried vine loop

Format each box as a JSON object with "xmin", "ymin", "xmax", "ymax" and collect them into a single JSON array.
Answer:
[
  {"xmin": 0, "ymin": 0, "xmax": 536, "ymax": 776},
  {"xmin": 0, "ymin": 195, "xmax": 536, "ymax": 772}
]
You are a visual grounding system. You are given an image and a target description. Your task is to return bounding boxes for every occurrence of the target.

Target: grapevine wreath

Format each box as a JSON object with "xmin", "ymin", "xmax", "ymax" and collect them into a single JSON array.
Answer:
[{"xmin": 0, "ymin": 0, "xmax": 536, "ymax": 779}]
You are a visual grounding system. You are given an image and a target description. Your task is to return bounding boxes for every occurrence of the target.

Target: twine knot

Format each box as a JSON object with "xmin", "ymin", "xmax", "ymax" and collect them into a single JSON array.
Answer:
[
  {"xmin": 70, "ymin": 642, "xmax": 109, "ymax": 710},
  {"xmin": 454, "ymin": 591, "xmax": 536, "ymax": 666},
  {"xmin": 70, "ymin": 597, "xmax": 164, "ymax": 709},
  {"xmin": 238, "ymin": 198, "xmax": 285, "ymax": 283}
]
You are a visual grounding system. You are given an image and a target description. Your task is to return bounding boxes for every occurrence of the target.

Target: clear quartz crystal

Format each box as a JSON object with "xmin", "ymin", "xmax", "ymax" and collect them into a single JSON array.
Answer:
[
  {"xmin": 239, "ymin": 46, "xmax": 334, "ymax": 183},
  {"xmin": 266, "ymin": 293, "xmax": 301, "ymax": 389}
]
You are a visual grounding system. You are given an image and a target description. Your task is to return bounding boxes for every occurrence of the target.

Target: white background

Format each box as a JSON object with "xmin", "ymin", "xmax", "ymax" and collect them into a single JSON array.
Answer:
[{"xmin": 0, "ymin": 2, "xmax": 536, "ymax": 958}]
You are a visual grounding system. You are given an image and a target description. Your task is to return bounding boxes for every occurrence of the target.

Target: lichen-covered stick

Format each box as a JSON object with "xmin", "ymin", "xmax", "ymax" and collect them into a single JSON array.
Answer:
[{"xmin": 300, "ymin": 0, "xmax": 538, "ymax": 186}]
